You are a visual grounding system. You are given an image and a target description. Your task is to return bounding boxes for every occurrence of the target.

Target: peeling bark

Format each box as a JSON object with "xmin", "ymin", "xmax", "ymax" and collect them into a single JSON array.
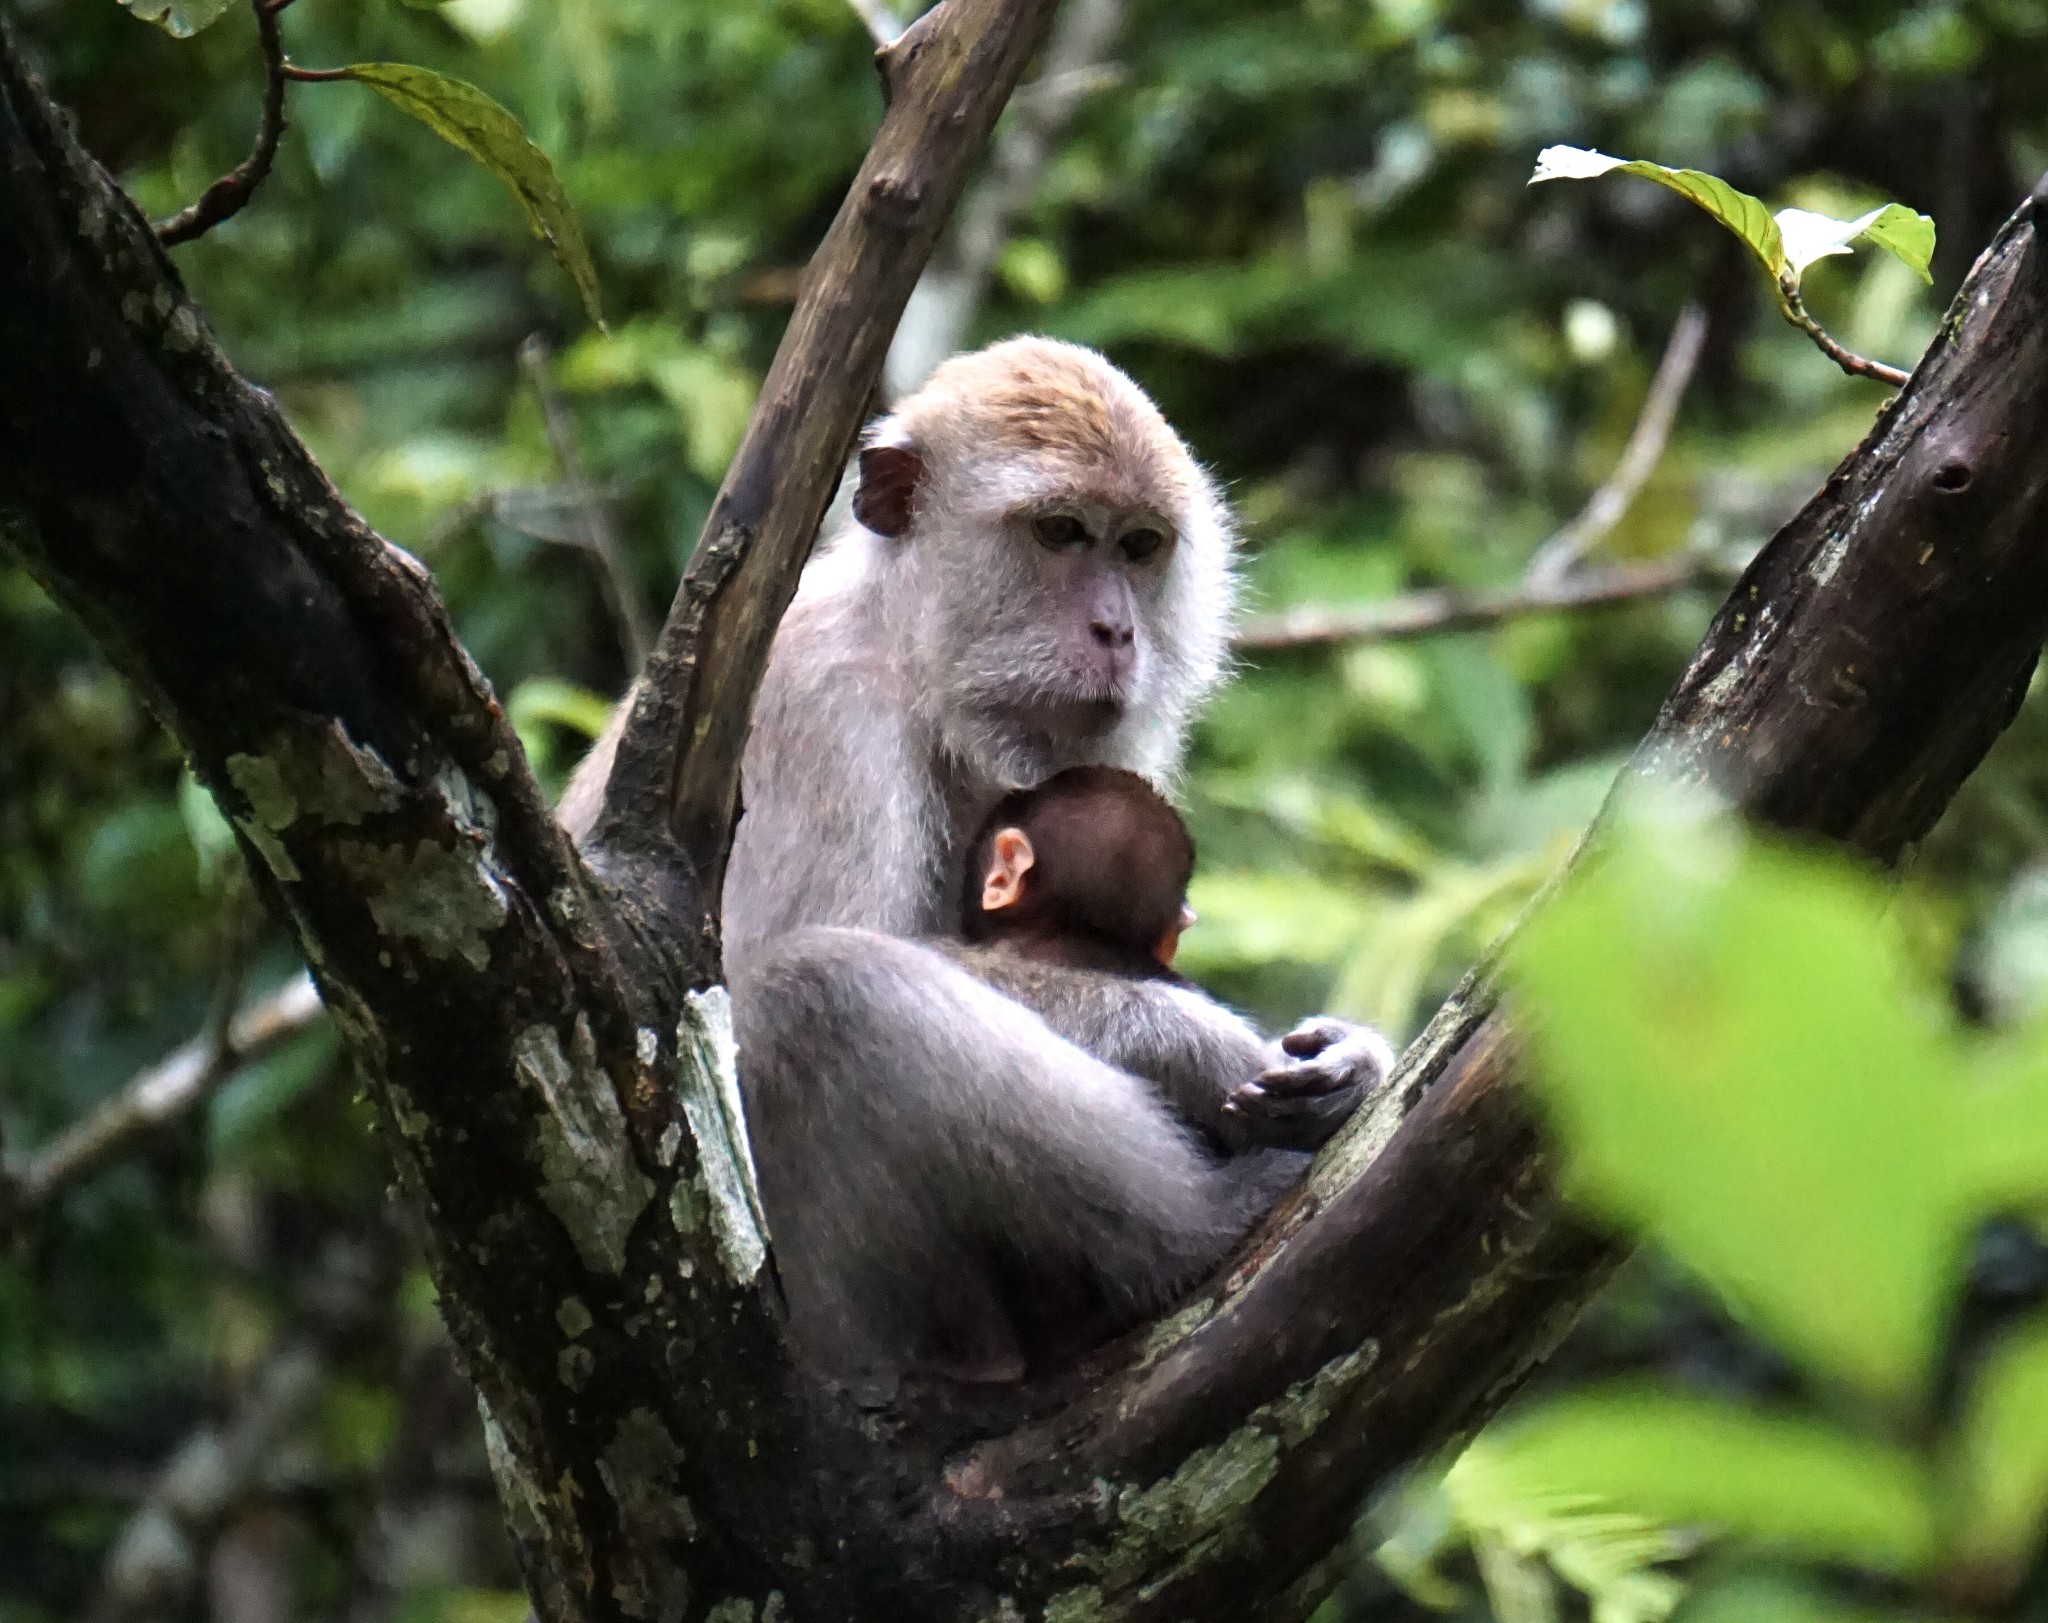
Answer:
[{"xmin": 7, "ymin": 5, "xmax": 2048, "ymax": 1620}]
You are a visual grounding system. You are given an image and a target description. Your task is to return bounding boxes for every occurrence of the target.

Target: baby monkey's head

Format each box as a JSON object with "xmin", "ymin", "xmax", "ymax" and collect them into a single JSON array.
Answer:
[{"xmin": 960, "ymin": 765, "xmax": 1196, "ymax": 970}]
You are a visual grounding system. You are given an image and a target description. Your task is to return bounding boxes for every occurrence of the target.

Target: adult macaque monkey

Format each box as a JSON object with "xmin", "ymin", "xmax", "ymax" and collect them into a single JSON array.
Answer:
[{"xmin": 562, "ymin": 338, "xmax": 1394, "ymax": 1383}]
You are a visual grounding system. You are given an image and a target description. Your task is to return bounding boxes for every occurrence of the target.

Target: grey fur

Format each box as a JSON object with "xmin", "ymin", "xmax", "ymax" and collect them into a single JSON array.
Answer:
[{"xmin": 563, "ymin": 339, "xmax": 1394, "ymax": 1383}]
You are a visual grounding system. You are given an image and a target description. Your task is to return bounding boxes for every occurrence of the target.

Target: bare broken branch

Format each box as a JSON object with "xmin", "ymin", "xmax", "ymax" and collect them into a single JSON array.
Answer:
[
  {"xmin": 884, "ymin": 0, "xmax": 1128, "ymax": 398},
  {"xmin": 846, "ymin": 0, "xmax": 907, "ymax": 48}
]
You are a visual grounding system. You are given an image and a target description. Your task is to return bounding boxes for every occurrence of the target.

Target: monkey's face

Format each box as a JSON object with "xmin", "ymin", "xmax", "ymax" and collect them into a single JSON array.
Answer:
[
  {"xmin": 861, "ymin": 336, "xmax": 1241, "ymax": 785},
  {"xmin": 934, "ymin": 482, "xmax": 1190, "ymax": 772}
]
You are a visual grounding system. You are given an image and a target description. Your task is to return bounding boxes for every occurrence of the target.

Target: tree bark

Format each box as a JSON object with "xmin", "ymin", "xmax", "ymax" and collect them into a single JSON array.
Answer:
[{"xmin": 6, "ymin": 5, "xmax": 2048, "ymax": 1619}]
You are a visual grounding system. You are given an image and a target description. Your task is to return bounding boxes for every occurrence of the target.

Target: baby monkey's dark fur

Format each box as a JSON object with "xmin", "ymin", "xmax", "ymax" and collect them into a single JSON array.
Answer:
[{"xmin": 959, "ymin": 764, "xmax": 1193, "ymax": 977}]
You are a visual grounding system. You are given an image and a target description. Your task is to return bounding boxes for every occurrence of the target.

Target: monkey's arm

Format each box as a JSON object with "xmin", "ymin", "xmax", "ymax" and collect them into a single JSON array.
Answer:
[
  {"xmin": 934, "ymin": 946, "xmax": 1374, "ymax": 1152},
  {"xmin": 735, "ymin": 928, "xmax": 1301, "ymax": 1382},
  {"xmin": 722, "ymin": 595, "xmax": 942, "ymax": 960}
]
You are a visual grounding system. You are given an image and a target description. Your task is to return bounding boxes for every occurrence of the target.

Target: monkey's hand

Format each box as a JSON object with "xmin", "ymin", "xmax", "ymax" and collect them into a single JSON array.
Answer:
[{"xmin": 1219, "ymin": 1017, "xmax": 1397, "ymax": 1152}]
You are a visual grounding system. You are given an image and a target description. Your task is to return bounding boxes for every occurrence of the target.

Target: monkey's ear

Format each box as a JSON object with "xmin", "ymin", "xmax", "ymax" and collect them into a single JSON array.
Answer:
[
  {"xmin": 980, "ymin": 828, "xmax": 1035, "ymax": 913},
  {"xmin": 854, "ymin": 443, "xmax": 924, "ymax": 538}
]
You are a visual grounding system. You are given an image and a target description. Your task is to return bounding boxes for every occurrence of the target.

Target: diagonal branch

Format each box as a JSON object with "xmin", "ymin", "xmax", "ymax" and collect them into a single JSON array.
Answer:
[
  {"xmin": 1235, "ymin": 550, "xmax": 1739, "ymax": 652},
  {"xmin": 8, "ymin": 974, "xmax": 325, "ymax": 1227},
  {"xmin": 594, "ymin": 0, "xmax": 1067, "ymax": 900},
  {"xmin": 1524, "ymin": 302, "xmax": 1708, "ymax": 585},
  {"xmin": 884, "ymin": 0, "xmax": 1127, "ymax": 398}
]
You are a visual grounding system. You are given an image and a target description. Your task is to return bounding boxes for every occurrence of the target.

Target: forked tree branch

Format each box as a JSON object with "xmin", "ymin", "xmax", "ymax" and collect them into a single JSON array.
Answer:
[
  {"xmin": 596, "ymin": 0, "xmax": 1067, "ymax": 904},
  {"xmin": 10, "ymin": 0, "xmax": 2048, "ymax": 1614}
]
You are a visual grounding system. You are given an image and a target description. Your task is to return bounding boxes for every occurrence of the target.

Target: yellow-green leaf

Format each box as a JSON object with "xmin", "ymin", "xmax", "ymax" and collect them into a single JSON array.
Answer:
[
  {"xmin": 1478, "ymin": 1387, "xmax": 1941, "ymax": 1575},
  {"xmin": 1775, "ymin": 204, "xmax": 1936, "ymax": 284},
  {"xmin": 1512, "ymin": 819, "xmax": 1969, "ymax": 1406},
  {"xmin": 340, "ymin": 63, "xmax": 603, "ymax": 327},
  {"xmin": 1531, "ymin": 146, "xmax": 1785, "ymax": 283},
  {"xmin": 117, "ymin": 0, "xmax": 234, "ymax": 37},
  {"xmin": 1853, "ymin": 203, "xmax": 1937, "ymax": 284},
  {"xmin": 1947, "ymin": 1317, "xmax": 2048, "ymax": 1572}
]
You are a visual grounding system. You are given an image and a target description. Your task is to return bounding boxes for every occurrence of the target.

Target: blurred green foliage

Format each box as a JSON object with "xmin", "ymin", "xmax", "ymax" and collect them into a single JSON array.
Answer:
[
  {"xmin": 12, "ymin": 0, "xmax": 2048, "ymax": 1616},
  {"xmin": 1370, "ymin": 808, "xmax": 2048, "ymax": 1623}
]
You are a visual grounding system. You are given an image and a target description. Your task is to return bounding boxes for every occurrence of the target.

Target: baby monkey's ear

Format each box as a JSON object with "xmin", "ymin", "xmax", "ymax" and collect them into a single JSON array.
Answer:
[{"xmin": 979, "ymin": 828, "xmax": 1036, "ymax": 913}]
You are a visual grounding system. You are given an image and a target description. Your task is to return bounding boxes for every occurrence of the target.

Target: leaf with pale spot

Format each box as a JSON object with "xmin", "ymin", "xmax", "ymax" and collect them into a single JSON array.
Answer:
[
  {"xmin": 1530, "ymin": 147, "xmax": 1935, "ymax": 300},
  {"xmin": 1531, "ymin": 146, "xmax": 1784, "ymax": 285},
  {"xmin": 117, "ymin": 0, "xmax": 234, "ymax": 37}
]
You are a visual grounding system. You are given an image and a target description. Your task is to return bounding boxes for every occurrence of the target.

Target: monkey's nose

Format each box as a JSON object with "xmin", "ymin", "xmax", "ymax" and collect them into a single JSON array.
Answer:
[{"xmin": 1089, "ymin": 615, "xmax": 1135, "ymax": 649}]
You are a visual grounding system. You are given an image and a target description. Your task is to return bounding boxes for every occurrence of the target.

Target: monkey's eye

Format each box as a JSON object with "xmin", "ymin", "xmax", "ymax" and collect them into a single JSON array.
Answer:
[
  {"xmin": 1032, "ymin": 514, "xmax": 1092, "ymax": 552},
  {"xmin": 1119, "ymin": 527, "xmax": 1168, "ymax": 564}
]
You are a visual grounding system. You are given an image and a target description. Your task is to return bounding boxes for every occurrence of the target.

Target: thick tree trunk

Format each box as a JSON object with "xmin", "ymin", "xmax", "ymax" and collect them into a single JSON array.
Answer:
[{"xmin": 6, "ymin": 3, "xmax": 2048, "ymax": 1617}]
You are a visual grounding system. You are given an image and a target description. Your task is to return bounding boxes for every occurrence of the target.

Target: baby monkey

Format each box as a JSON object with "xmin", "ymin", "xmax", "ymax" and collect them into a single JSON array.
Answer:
[
  {"xmin": 945, "ymin": 765, "xmax": 1366, "ymax": 1159},
  {"xmin": 960, "ymin": 764, "xmax": 1197, "ymax": 978}
]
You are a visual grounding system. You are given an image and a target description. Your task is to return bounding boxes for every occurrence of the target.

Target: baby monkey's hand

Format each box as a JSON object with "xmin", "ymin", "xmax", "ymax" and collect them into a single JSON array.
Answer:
[{"xmin": 1220, "ymin": 1017, "xmax": 1397, "ymax": 1153}]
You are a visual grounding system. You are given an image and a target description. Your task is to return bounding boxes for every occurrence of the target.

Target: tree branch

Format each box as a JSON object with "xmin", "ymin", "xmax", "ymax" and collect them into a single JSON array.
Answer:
[
  {"xmin": 883, "ymin": 0, "xmax": 1127, "ymax": 399},
  {"xmin": 1782, "ymin": 280, "xmax": 1912, "ymax": 388},
  {"xmin": 595, "ymin": 0, "xmax": 1067, "ymax": 903},
  {"xmin": 154, "ymin": 0, "xmax": 293, "ymax": 248},
  {"xmin": 518, "ymin": 334, "xmax": 654, "ymax": 670},
  {"xmin": 1523, "ymin": 302, "xmax": 1708, "ymax": 585},
  {"xmin": 8, "ymin": 973, "xmax": 324, "ymax": 1227},
  {"xmin": 1235, "ymin": 550, "xmax": 1739, "ymax": 653}
]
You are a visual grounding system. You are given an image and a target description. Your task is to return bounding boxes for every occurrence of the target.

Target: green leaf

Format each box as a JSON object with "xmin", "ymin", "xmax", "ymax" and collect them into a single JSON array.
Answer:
[
  {"xmin": 1947, "ymin": 1316, "xmax": 2048, "ymax": 1571},
  {"xmin": 1438, "ymin": 1436, "xmax": 1691, "ymax": 1623},
  {"xmin": 1530, "ymin": 146, "xmax": 1785, "ymax": 282},
  {"xmin": 340, "ymin": 63, "xmax": 603, "ymax": 327},
  {"xmin": 1476, "ymin": 1387, "xmax": 1941, "ymax": 1575},
  {"xmin": 507, "ymin": 677, "xmax": 614, "ymax": 743},
  {"xmin": 1529, "ymin": 147, "xmax": 1935, "ymax": 296},
  {"xmin": 1512, "ymin": 816, "xmax": 1969, "ymax": 1404},
  {"xmin": 1777, "ymin": 204, "xmax": 1936, "ymax": 284},
  {"xmin": 116, "ymin": 0, "xmax": 234, "ymax": 38},
  {"xmin": 1853, "ymin": 202, "xmax": 1938, "ymax": 284}
]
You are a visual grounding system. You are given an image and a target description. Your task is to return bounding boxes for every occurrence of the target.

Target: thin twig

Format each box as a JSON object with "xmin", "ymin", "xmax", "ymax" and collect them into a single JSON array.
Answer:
[
  {"xmin": 1523, "ymin": 303, "xmax": 1709, "ymax": 586},
  {"xmin": 1780, "ymin": 280, "xmax": 1911, "ymax": 388},
  {"xmin": 1234, "ymin": 551, "xmax": 1742, "ymax": 653},
  {"xmin": 519, "ymin": 335, "xmax": 655, "ymax": 669},
  {"xmin": 884, "ymin": 0, "xmax": 1127, "ymax": 398},
  {"xmin": 9, "ymin": 974, "xmax": 324, "ymax": 1224},
  {"xmin": 846, "ymin": 0, "xmax": 906, "ymax": 47},
  {"xmin": 154, "ymin": 0, "xmax": 294, "ymax": 247}
]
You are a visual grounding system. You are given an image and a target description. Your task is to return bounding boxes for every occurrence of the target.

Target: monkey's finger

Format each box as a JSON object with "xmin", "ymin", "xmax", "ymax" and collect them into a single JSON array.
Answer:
[
  {"xmin": 1279, "ymin": 1017, "xmax": 1350, "ymax": 1059},
  {"xmin": 1254, "ymin": 1059, "xmax": 1353, "ymax": 1097}
]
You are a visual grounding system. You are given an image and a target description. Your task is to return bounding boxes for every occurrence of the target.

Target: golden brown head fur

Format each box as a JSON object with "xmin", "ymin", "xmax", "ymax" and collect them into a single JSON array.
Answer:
[{"xmin": 883, "ymin": 336, "xmax": 1204, "ymax": 521}]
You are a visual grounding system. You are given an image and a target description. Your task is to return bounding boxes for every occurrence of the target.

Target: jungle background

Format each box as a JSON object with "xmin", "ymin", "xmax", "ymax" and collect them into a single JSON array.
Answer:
[{"xmin": 8, "ymin": 0, "xmax": 2048, "ymax": 1619}]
